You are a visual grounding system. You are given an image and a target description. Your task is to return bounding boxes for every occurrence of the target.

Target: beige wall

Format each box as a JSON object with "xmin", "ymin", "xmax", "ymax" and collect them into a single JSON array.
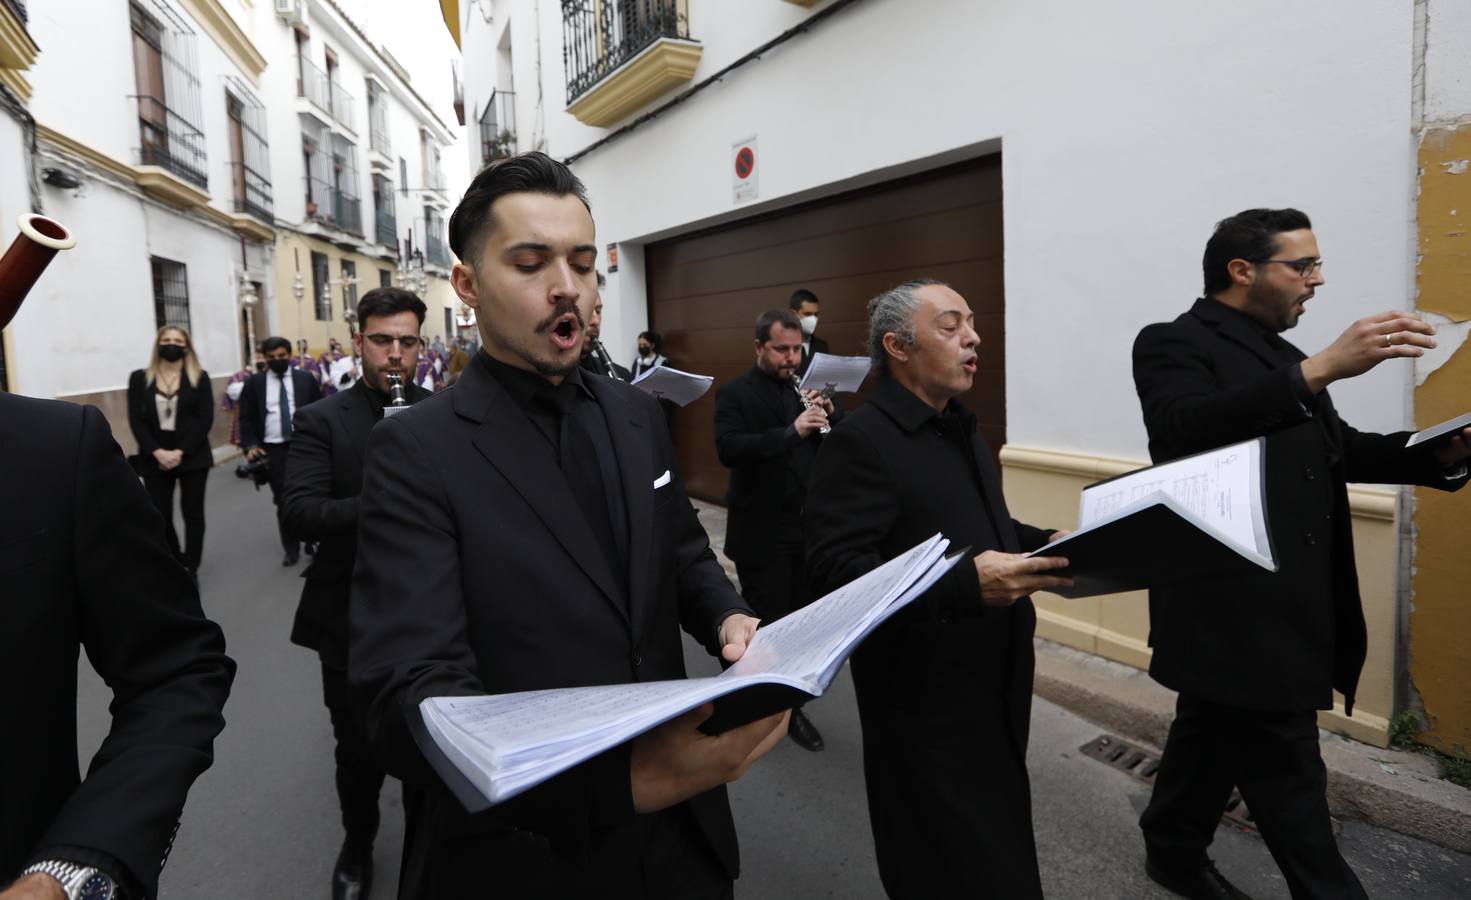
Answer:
[
  {"xmin": 1001, "ymin": 445, "xmax": 1401, "ymax": 747},
  {"xmin": 269, "ymin": 232, "xmax": 400, "ymax": 356}
]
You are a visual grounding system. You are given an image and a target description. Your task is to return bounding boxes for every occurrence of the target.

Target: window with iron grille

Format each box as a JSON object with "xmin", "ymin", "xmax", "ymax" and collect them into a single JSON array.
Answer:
[
  {"xmin": 479, "ymin": 89, "xmax": 517, "ymax": 166},
  {"xmin": 226, "ymin": 79, "xmax": 272, "ymax": 222},
  {"xmin": 373, "ymin": 173, "xmax": 397, "ymax": 248},
  {"xmin": 341, "ymin": 259, "xmax": 358, "ymax": 315},
  {"xmin": 368, "ymin": 79, "xmax": 391, "ymax": 156},
  {"xmin": 312, "ymin": 251, "xmax": 331, "ymax": 321},
  {"xmin": 379, "ymin": 268, "xmax": 392, "ymax": 288},
  {"xmin": 130, "ymin": 1, "xmax": 207, "ymax": 188},
  {"xmin": 151, "ymin": 256, "xmax": 191, "ymax": 331},
  {"xmin": 562, "ymin": 0, "xmax": 689, "ymax": 104}
]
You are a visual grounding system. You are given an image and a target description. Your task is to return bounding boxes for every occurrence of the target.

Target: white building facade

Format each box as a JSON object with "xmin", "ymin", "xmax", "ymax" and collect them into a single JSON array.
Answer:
[{"xmin": 452, "ymin": 0, "xmax": 1471, "ymax": 749}]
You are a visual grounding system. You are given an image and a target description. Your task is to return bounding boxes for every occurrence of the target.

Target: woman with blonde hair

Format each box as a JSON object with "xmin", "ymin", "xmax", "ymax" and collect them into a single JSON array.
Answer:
[{"xmin": 127, "ymin": 324, "xmax": 215, "ymax": 579}]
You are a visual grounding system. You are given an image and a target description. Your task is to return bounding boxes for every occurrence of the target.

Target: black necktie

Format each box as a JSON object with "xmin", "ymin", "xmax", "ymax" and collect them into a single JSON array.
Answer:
[
  {"xmin": 540, "ymin": 383, "xmax": 624, "ymax": 604},
  {"xmin": 279, "ymin": 375, "xmax": 293, "ymax": 439}
]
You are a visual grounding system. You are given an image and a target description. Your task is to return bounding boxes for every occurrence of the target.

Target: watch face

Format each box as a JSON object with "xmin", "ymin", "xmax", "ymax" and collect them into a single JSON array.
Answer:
[{"xmin": 78, "ymin": 873, "xmax": 115, "ymax": 900}]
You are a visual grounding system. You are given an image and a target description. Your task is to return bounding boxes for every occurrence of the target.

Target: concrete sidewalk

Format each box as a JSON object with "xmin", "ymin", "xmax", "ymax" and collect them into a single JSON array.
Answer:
[{"xmin": 691, "ymin": 500, "xmax": 1471, "ymax": 856}]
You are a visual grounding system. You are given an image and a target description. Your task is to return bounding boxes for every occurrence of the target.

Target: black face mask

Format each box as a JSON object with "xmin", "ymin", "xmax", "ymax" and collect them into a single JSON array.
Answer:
[
  {"xmin": 268, "ymin": 358, "xmax": 291, "ymax": 376},
  {"xmin": 255, "ymin": 361, "xmax": 267, "ymax": 372},
  {"xmin": 638, "ymin": 345, "xmax": 652, "ymax": 357},
  {"xmin": 158, "ymin": 344, "xmax": 186, "ymax": 362}
]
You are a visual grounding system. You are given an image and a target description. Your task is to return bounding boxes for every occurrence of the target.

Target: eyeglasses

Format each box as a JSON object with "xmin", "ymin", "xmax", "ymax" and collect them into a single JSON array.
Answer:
[
  {"xmin": 363, "ymin": 333, "xmax": 421, "ymax": 350},
  {"xmin": 1255, "ymin": 257, "xmax": 1323, "ymax": 278}
]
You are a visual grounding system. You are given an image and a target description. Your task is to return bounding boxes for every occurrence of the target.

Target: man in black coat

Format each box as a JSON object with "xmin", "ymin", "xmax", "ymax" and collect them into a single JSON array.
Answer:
[
  {"xmin": 0, "ymin": 393, "xmax": 234, "ymax": 900},
  {"xmin": 579, "ymin": 274, "xmax": 633, "ymax": 381},
  {"xmin": 349, "ymin": 152, "xmax": 788, "ymax": 898},
  {"xmin": 282, "ymin": 288, "xmax": 433, "ymax": 900},
  {"xmin": 790, "ymin": 288, "xmax": 830, "ymax": 376},
  {"xmin": 715, "ymin": 307, "xmax": 840, "ymax": 752},
  {"xmin": 1132, "ymin": 208, "xmax": 1470, "ymax": 900},
  {"xmin": 239, "ymin": 335, "xmax": 323, "ymax": 566},
  {"xmin": 806, "ymin": 278, "xmax": 1071, "ymax": 899}
]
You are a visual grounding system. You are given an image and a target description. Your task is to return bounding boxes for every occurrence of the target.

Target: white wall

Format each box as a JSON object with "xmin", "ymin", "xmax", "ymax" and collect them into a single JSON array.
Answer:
[{"xmin": 466, "ymin": 0, "xmax": 1421, "ymax": 459}]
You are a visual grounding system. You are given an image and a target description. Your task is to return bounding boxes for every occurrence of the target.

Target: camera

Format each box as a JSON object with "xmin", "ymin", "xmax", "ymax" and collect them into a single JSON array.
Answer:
[{"xmin": 234, "ymin": 455, "xmax": 271, "ymax": 489}]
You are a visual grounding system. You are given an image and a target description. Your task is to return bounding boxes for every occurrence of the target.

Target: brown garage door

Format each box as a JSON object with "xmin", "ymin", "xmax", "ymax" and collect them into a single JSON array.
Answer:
[{"xmin": 647, "ymin": 155, "xmax": 1004, "ymax": 503}]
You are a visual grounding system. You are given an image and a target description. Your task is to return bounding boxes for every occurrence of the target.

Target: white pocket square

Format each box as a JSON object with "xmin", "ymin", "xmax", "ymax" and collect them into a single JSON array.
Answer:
[{"xmin": 653, "ymin": 469, "xmax": 672, "ymax": 489}]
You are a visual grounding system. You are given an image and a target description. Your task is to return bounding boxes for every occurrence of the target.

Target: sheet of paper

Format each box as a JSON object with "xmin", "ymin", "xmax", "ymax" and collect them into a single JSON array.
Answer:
[
  {"xmin": 798, "ymin": 353, "xmax": 871, "ymax": 394},
  {"xmin": 1078, "ymin": 438, "xmax": 1263, "ymax": 555},
  {"xmin": 328, "ymin": 356, "xmax": 358, "ymax": 388},
  {"xmin": 1406, "ymin": 410, "xmax": 1471, "ymax": 449},
  {"xmin": 630, "ymin": 365, "xmax": 714, "ymax": 406}
]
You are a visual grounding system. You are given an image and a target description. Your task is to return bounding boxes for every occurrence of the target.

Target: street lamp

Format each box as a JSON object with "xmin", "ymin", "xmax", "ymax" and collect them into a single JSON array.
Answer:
[
  {"xmin": 292, "ymin": 270, "xmax": 306, "ymax": 341},
  {"xmin": 238, "ymin": 279, "xmax": 259, "ymax": 369}
]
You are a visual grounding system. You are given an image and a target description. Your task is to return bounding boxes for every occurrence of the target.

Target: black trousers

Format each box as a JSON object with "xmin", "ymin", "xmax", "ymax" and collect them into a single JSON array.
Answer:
[
  {"xmin": 263, "ymin": 442, "xmax": 296, "ymax": 552},
  {"xmin": 142, "ymin": 468, "xmax": 208, "ymax": 570},
  {"xmin": 321, "ymin": 663, "xmax": 386, "ymax": 844},
  {"xmin": 732, "ymin": 528, "xmax": 808, "ymax": 624},
  {"xmin": 1140, "ymin": 693, "xmax": 1367, "ymax": 899}
]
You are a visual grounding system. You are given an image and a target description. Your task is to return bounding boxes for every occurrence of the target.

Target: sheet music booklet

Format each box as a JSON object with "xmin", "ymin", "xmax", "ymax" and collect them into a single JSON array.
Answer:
[
  {"xmin": 1405, "ymin": 410, "xmax": 1471, "ymax": 450},
  {"xmin": 1028, "ymin": 437, "xmax": 1276, "ymax": 598},
  {"xmin": 414, "ymin": 534, "xmax": 961, "ymax": 810},
  {"xmin": 798, "ymin": 353, "xmax": 871, "ymax": 394},
  {"xmin": 630, "ymin": 365, "xmax": 715, "ymax": 406}
]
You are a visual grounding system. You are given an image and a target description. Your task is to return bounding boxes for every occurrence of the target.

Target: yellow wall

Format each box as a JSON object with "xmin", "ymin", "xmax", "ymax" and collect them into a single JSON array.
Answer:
[
  {"xmin": 270, "ymin": 232, "xmax": 402, "ymax": 356},
  {"xmin": 1001, "ymin": 446, "xmax": 1401, "ymax": 748},
  {"xmin": 1411, "ymin": 124, "xmax": 1471, "ymax": 754}
]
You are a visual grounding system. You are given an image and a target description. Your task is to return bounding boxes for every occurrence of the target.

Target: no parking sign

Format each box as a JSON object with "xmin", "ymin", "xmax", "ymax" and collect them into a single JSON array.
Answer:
[{"xmin": 732, "ymin": 137, "xmax": 758, "ymax": 204}]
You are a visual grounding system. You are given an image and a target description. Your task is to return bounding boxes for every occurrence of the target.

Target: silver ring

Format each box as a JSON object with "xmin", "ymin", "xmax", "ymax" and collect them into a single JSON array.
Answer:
[{"xmin": 1385, "ymin": 333, "xmax": 1394, "ymax": 348}]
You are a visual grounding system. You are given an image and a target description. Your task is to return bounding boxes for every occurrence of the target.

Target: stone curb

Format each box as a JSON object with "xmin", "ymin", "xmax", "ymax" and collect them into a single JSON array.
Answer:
[{"xmin": 1032, "ymin": 637, "xmax": 1471, "ymax": 854}]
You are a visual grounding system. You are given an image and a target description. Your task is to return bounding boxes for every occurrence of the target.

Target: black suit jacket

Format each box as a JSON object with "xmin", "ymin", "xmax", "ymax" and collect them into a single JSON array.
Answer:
[
  {"xmin": 282, "ymin": 380, "xmax": 432, "ymax": 667},
  {"xmin": 237, "ymin": 368, "xmax": 323, "ymax": 449},
  {"xmin": 0, "ymin": 393, "xmax": 234, "ymax": 898},
  {"xmin": 796, "ymin": 333, "xmax": 830, "ymax": 376},
  {"xmin": 1133, "ymin": 297, "xmax": 1466, "ymax": 712},
  {"xmin": 126, "ymin": 369, "xmax": 216, "ymax": 474},
  {"xmin": 714, "ymin": 365, "xmax": 842, "ymax": 561},
  {"xmin": 348, "ymin": 357, "xmax": 751, "ymax": 897}
]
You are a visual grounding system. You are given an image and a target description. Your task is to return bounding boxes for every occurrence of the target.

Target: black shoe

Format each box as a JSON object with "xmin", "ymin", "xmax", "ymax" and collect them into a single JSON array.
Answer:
[
  {"xmin": 1145, "ymin": 856, "xmax": 1252, "ymax": 899},
  {"xmin": 788, "ymin": 708, "xmax": 824, "ymax": 752},
  {"xmin": 282, "ymin": 549, "xmax": 300, "ymax": 566},
  {"xmin": 304, "ymin": 542, "xmax": 317, "ymax": 556},
  {"xmin": 332, "ymin": 840, "xmax": 373, "ymax": 900}
]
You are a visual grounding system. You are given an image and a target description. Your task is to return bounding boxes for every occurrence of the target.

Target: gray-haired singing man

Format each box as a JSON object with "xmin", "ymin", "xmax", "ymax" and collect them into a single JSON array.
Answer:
[{"xmin": 805, "ymin": 278, "xmax": 1070, "ymax": 898}]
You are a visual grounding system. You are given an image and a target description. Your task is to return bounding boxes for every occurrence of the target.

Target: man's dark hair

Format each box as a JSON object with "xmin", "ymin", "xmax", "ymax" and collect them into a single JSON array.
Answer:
[
  {"xmin": 261, "ymin": 336, "xmax": 292, "ymax": 355},
  {"xmin": 789, "ymin": 288, "xmax": 818, "ymax": 310},
  {"xmin": 756, "ymin": 309, "xmax": 803, "ymax": 344},
  {"xmin": 639, "ymin": 331, "xmax": 662, "ymax": 352},
  {"xmin": 357, "ymin": 286, "xmax": 427, "ymax": 327},
  {"xmin": 449, "ymin": 151, "xmax": 591, "ymax": 265},
  {"xmin": 1202, "ymin": 208, "xmax": 1313, "ymax": 295}
]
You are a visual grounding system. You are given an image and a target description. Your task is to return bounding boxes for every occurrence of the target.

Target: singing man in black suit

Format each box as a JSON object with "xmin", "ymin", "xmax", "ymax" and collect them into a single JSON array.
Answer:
[
  {"xmin": 239, "ymin": 335, "xmax": 323, "ymax": 566},
  {"xmin": 282, "ymin": 287, "xmax": 433, "ymax": 900},
  {"xmin": 790, "ymin": 288, "xmax": 829, "ymax": 376},
  {"xmin": 0, "ymin": 393, "xmax": 234, "ymax": 900},
  {"xmin": 349, "ymin": 151, "xmax": 788, "ymax": 898},
  {"xmin": 1132, "ymin": 208, "xmax": 1470, "ymax": 900},
  {"xmin": 715, "ymin": 307, "xmax": 840, "ymax": 752},
  {"xmin": 805, "ymin": 278, "xmax": 1071, "ymax": 899}
]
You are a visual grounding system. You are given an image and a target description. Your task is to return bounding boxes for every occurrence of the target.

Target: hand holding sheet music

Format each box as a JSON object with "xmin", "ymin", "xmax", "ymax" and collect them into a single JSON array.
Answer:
[
  {"xmin": 630, "ymin": 365, "xmax": 714, "ymax": 406},
  {"xmin": 798, "ymin": 353, "xmax": 871, "ymax": 394},
  {"xmin": 1406, "ymin": 410, "xmax": 1471, "ymax": 455}
]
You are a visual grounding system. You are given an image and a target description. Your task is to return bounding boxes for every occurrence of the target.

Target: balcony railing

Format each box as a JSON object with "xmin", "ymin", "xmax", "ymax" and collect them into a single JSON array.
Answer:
[
  {"xmin": 369, "ymin": 94, "xmax": 391, "ymax": 156},
  {"xmin": 230, "ymin": 162, "xmax": 273, "ymax": 222},
  {"xmin": 375, "ymin": 203, "xmax": 396, "ymax": 248},
  {"xmin": 331, "ymin": 81, "xmax": 356, "ymax": 132},
  {"xmin": 134, "ymin": 95, "xmax": 208, "ymax": 189},
  {"xmin": 562, "ymin": 0, "xmax": 688, "ymax": 102},
  {"xmin": 304, "ymin": 175, "xmax": 363, "ymax": 236},
  {"xmin": 479, "ymin": 89, "xmax": 517, "ymax": 166},
  {"xmin": 298, "ymin": 58, "xmax": 332, "ymax": 117},
  {"xmin": 425, "ymin": 232, "xmax": 451, "ymax": 269}
]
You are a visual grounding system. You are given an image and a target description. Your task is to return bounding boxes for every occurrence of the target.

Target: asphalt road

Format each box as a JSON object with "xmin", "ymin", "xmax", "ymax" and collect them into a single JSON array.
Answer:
[{"xmin": 74, "ymin": 468, "xmax": 1471, "ymax": 898}]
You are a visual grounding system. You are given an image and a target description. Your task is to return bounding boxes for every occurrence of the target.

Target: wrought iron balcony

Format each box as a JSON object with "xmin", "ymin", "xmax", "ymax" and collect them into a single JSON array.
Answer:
[
  {"xmin": 369, "ymin": 96, "xmax": 391, "ymax": 157},
  {"xmin": 479, "ymin": 89, "xmax": 517, "ymax": 166},
  {"xmin": 331, "ymin": 81, "xmax": 356, "ymax": 132},
  {"xmin": 375, "ymin": 203, "xmax": 396, "ymax": 248},
  {"xmin": 134, "ymin": 95, "xmax": 208, "ymax": 189},
  {"xmin": 562, "ymin": 0, "xmax": 689, "ymax": 103},
  {"xmin": 425, "ymin": 232, "xmax": 452, "ymax": 269},
  {"xmin": 304, "ymin": 175, "xmax": 363, "ymax": 236},
  {"xmin": 230, "ymin": 162, "xmax": 273, "ymax": 223},
  {"xmin": 297, "ymin": 58, "xmax": 332, "ymax": 117}
]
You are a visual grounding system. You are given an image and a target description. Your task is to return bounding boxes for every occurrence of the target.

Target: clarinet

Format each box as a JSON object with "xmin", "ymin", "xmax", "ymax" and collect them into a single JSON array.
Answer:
[
  {"xmin": 590, "ymin": 337, "xmax": 624, "ymax": 381},
  {"xmin": 386, "ymin": 372, "xmax": 407, "ymax": 407},
  {"xmin": 792, "ymin": 375, "xmax": 831, "ymax": 435}
]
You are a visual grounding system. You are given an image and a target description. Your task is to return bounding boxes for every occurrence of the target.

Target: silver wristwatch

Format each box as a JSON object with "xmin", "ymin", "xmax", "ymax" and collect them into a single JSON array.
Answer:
[{"xmin": 20, "ymin": 860, "xmax": 116, "ymax": 900}]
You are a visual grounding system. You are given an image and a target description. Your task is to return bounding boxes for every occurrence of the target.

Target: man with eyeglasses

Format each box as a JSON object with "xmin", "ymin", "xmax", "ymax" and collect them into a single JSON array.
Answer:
[
  {"xmin": 282, "ymin": 288, "xmax": 433, "ymax": 900},
  {"xmin": 1131, "ymin": 208, "xmax": 1470, "ymax": 900}
]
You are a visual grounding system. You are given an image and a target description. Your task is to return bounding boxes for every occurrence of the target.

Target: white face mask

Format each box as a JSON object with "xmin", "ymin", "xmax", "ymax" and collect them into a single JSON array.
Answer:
[{"xmin": 800, "ymin": 314, "xmax": 818, "ymax": 335}]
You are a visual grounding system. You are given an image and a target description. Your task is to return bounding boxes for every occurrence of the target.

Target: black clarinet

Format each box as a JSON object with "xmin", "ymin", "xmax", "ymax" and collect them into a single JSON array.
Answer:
[
  {"xmin": 387, "ymin": 372, "xmax": 407, "ymax": 407},
  {"xmin": 590, "ymin": 338, "xmax": 624, "ymax": 381}
]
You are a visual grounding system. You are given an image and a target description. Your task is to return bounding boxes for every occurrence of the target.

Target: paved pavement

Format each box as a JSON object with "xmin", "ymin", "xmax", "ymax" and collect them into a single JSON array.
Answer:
[{"xmin": 73, "ymin": 470, "xmax": 1471, "ymax": 898}]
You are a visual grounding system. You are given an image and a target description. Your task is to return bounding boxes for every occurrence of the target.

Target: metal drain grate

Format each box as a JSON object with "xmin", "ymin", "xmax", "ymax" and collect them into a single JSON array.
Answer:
[{"xmin": 1078, "ymin": 734, "xmax": 1255, "ymax": 833}]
